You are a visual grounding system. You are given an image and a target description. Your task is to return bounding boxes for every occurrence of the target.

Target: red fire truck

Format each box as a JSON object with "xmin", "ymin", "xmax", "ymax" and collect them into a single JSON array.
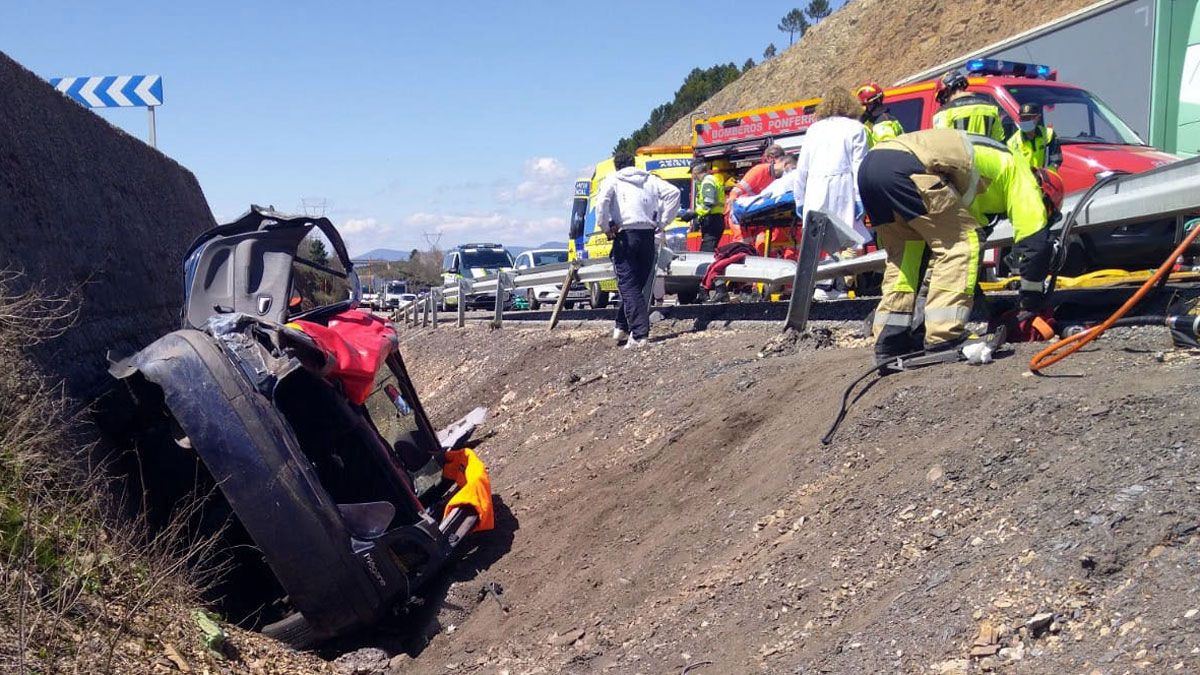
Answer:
[{"xmin": 690, "ymin": 59, "xmax": 1180, "ymax": 268}]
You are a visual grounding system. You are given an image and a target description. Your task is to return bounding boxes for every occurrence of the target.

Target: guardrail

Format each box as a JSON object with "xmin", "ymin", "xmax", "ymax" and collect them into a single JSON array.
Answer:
[{"xmin": 390, "ymin": 156, "xmax": 1200, "ymax": 334}]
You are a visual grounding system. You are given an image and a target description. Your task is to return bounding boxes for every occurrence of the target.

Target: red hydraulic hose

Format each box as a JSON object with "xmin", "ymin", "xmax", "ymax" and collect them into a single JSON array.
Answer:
[{"xmin": 1029, "ymin": 222, "xmax": 1200, "ymax": 373}]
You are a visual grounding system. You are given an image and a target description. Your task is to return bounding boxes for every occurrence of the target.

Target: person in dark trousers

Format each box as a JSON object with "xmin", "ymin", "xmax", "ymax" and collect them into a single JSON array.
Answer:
[{"xmin": 594, "ymin": 151, "xmax": 681, "ymax": 348}]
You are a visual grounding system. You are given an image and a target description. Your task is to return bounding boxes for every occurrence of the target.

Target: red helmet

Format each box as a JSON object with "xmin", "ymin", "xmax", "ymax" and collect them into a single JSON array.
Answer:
[
  {"xmin": 855, "ymin": 82, "xmax": 884, "ymax": 107},
  {"xmin": 935, "ymin": 71, "xmax": 968, "ymax": 103},
  {"xmin": 1036, "ymin": 167, "xmax": 1065, "ymax": 215}
]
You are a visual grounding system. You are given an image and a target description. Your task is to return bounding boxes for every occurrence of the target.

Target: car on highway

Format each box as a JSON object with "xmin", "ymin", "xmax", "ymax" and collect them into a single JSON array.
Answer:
[
  {"xmin": 383, "ymin": 280, "xmax": 410, "ymax": 309},
  {"xmin": 441, "ymin": 243, "xmax": 515, "ymax": 311},
  {"xmin": 361, "ymin": 289, "xmax": 380, "ymax": 310},
  {"xmin": 105, "ymin": 207, "xmax": 494, "ymax": 648},
  {"xmin": 512, "ymin": 248, "xmax": 589, "ymax": 310}
]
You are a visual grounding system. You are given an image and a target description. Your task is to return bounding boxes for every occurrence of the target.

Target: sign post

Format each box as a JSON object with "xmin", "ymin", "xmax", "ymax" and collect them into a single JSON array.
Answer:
[{"xmin": 49, "ymin": 75, "xmax": 164, "ymax": 148}]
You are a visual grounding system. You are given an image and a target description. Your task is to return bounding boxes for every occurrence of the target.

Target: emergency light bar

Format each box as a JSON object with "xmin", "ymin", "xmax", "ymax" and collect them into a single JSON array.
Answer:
[{"xmin": 966, "ymin": 58, "xmax": 1054, "ymax": 80}]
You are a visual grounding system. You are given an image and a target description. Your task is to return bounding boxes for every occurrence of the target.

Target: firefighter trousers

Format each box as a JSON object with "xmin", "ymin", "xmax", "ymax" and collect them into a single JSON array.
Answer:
[{"xmin": 872, "ymin": 174, "xmax": 980, "ymax": 357}]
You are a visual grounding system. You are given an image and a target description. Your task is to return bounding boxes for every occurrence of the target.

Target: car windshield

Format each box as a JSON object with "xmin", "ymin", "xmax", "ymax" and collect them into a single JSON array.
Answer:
[
  {"xmin": 531, "ymin": 250, "xmax": 568, "ymax": 266},
  {"xmin": 461, "ymin": 249, "xmax": 513, "ymax": 269},
  {"xmin": 1006, "ymin": 85, "xmax": 1145, "ymax": 146}
]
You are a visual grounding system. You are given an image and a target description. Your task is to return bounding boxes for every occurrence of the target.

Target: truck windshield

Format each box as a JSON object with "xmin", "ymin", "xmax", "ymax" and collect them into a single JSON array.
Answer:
[
  {"xmin": 461, "ymin": 249, "xmax": 513, "ymax": 269},
  {"xmin": 1006, "ymin": 85, "xmax": 1145, "ymax": 146}
]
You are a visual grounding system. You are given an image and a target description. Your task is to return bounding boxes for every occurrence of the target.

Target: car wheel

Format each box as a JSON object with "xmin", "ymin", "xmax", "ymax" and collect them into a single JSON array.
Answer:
[
  {"xmin": 676, "ymin": 288, "xmax": 699, "ymax": 305},
  {"xmin": 589, "ymin": 284, "xmax": 610, "ymax": 310},
  {"xmin": 263, "ymin": 610, "xmax": 319, "ymax": 649},
  {"xmin": 529, "ymin": 292, "xmax": 541, "ymax": 311}
]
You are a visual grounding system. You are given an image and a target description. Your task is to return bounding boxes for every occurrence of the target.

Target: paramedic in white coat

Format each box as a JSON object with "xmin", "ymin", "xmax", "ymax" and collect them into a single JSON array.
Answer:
[{"xmin": 791, "ymin": 87, "xmax": 870, "ymax": 251}]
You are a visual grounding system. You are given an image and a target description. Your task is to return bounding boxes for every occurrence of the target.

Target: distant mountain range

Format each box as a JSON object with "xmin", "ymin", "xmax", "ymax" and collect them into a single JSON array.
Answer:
[
  {"xmin": 353, "ymin": 248, "xmax": 411, "ymax": 262},
  {"xmin": 353, "ymin": 241, "xmax": 569, "ymax": 261}
]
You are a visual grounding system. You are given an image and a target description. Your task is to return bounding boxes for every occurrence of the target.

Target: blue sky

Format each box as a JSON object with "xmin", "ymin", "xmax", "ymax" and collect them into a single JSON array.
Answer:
[{"xmin": 3, "ymin": 1, "xmax": 830, "ymax": 255}]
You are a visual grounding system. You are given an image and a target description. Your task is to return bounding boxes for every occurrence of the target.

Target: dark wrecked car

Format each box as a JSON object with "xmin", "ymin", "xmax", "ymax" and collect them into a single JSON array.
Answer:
[{"xmin": 105, "ymin": 206, "xmax": 494, "ymax": 647}]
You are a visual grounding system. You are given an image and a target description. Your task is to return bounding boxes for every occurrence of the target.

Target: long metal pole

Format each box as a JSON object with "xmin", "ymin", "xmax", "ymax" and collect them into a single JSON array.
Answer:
[
  {"xmin": 147, "ymin": 106, "xmax": 157, "ymax": 148},
  {"xmin": 457, "ymin": 279, "xmax": 466, "ymax": 328},
  {"xmin": 493, "ymin": 271, "xmax": 506, "ymax": 328},
  {"xmin": 430, "ymin": 292, "xmax": 438, "ymax": 329}
]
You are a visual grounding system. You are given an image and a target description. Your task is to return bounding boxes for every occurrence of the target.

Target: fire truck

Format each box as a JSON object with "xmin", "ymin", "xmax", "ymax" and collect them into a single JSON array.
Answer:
[{"xmin": 690, "ymin": 58, "xmax": 1182, "ymax": 272}]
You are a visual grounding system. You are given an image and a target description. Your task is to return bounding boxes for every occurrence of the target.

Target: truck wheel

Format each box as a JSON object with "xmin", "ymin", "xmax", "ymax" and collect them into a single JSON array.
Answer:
[
  {"xmin": 263, "ymin": 611, "xmax": 319, "ymax": 650},
  {"xmin": 589, "ymin": 285, "xmax": 610, "ymax": 310}
]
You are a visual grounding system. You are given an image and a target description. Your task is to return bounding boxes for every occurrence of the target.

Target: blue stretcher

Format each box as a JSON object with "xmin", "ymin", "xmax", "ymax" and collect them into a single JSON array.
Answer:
[{"xmin": 732, "ymin": 190, "xmax": 799, "ymax": 227}]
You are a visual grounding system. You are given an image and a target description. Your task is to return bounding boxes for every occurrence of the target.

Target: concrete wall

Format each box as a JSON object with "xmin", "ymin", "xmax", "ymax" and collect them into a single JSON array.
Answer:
[{"xmin": 0, "ymin": 51, "xmax": 216, "ymax": 398}]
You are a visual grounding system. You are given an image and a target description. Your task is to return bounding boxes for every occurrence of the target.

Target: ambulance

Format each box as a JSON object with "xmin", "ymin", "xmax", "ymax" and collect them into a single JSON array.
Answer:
[{"xmin": 566, "ymin": 146, "xmax": 694, "ymax": 308}]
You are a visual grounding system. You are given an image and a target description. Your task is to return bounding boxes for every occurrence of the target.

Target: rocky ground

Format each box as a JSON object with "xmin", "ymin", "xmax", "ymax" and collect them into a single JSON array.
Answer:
[{"xmin": 320, "ymin": 313, "xmax": 1200, "ymax": 674}]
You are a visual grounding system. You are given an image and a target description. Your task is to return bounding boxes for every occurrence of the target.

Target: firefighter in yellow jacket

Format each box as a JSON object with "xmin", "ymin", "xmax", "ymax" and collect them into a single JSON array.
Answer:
[
  {"xmin": 1007, "ymin": 103, "xmax": 1061, "ymax": 169},
  {"xmin": 857, "ymin": 128, "xmax": 1065, "ymax": 365},
  {"xmin": 856, "ymin": 82, "xmax": 904, "ymax": 147},
  {"xmin": 931, "ymin": 71, "xmax": 1007, "ymax": 143}
]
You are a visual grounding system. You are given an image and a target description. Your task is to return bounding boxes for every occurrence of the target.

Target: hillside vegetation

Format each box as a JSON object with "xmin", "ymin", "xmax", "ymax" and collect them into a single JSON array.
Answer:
[{"xmin": 656, "ymin": 0, "xmax": 1096, "ymax": 145}]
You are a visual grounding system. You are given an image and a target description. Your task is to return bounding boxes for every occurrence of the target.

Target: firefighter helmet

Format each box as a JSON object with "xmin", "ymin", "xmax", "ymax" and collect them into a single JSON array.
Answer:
[
  {"xmin": 935, "ymin": 71, "xmax": 969, "ymax": 104},
  {"xmin": 855, "ymin": 82, "xmax": 884, "ymax": 108}
]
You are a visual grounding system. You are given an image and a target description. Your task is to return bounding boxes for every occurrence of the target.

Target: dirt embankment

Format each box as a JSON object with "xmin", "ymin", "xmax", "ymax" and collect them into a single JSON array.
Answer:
[
  {"xmin": 374, "ymin": 318, "xmax": 1200, "ymax": 674},
  {"xmin": 655, "ymin": 0, "xmax": 1096, "ymax": 146}
]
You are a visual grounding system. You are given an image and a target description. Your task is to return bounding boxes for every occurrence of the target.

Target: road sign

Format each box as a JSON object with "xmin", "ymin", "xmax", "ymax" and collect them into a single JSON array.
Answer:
[
  {"xmin": 49, "ymin": 74, "xmax": 163, "ymax": 147},
  {"xmin": 49, "ymin": 75, "xmax": 163, "ymax": 108}
]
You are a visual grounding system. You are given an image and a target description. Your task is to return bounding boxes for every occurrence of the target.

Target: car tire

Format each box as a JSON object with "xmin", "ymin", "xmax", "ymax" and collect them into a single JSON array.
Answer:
[
  {"xmin": 676, "ymin": 288, "xmax": 699, "ymax": 305},
  {"xmin": 529, "ymin": 292, "xmax": 540, "ymax": 311},
  {"xmin": 589, "ymin": 284, "xmax": 610, "ymax": 310},
  {"xmin": 263, "ymin": 610, "xmax": 320, "ymax": 649}
]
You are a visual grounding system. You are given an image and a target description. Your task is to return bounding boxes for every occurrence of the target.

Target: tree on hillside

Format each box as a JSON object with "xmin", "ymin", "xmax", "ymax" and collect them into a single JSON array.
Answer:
[
  {"xmin": 742, "ymin": 57, "xmax": 756, "ymax": 72},
  {"xmin": 763, "ymin": 43, "xmax": 778, "ymax": 60},
  {"xmin": 612, "ymin": 62, "xmax": 744, "ymax": 155},
  {"xmin": 777, "ymin": 8, "xmax": 809, "ymax": 45},
  {"xmin": 806, "ymin": 0, "xmax": 832, "ymax": 23}
]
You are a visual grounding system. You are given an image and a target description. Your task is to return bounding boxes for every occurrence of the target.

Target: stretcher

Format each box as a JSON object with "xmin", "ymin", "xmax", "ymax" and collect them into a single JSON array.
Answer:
[{"xmin": 731, "ymin": 190, "xmax": 798, "ymax": 227}]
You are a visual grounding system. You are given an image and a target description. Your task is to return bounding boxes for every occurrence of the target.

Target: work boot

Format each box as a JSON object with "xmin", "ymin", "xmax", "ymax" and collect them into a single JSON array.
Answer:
[
  {"xmin": 624, "ymin": 337, "xmax": 648, "ymax": 350},
  {"xmin": 613, "ymin": 327, "xmax": 629, "ymax": 343}
]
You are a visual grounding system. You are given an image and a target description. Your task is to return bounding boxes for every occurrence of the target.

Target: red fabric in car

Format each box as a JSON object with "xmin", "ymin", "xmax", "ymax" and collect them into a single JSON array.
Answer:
[{"xmin": 290, "ymin": 310, "xmax": 398, "ymax": 404}]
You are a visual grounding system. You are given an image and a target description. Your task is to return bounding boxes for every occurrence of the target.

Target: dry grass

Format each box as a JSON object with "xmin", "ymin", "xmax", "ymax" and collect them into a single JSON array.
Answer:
[{"xmin": 0, "ymin": 272, "xmax": 226, "ymax": 674}]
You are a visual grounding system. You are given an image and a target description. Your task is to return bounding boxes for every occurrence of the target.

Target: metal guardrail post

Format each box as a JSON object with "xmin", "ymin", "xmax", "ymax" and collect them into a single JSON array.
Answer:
[
  {"xmin": 421, "ymin": 295, "xmax": 429, "ymax": 328},
  {"xmin": 548, "ymin": 262, "xmax": 580, "ymax": 331},
  {"xmin": 783, "ymin": 211, "xmax": 830, "ymax": 333},
  {"xmin": 457, "ymin": 279, "xmax": 466, "ymax": 328},
  {"xmin": 492, "ymin": 271, "xmax": 506, "ymax": 328},
  {"xmin": 430, "ymin": 291, "xmax": 438, "ymax": 329}
]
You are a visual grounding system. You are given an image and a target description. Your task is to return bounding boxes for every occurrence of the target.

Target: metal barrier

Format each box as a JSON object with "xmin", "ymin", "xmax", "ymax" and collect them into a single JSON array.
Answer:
[{"xmin": 391, "ymin": 157, "xmax": 1200, "ymax": 333}]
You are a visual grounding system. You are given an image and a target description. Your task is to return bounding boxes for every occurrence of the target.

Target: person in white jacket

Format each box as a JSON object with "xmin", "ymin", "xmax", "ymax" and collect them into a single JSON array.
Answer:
[
  {"xmin": 792, "ymin": 87, "xmax": 870, "ymax": 252},
  {"xmin": 593, "ymin": 152, "xmax": 681, "ymax": 348}
]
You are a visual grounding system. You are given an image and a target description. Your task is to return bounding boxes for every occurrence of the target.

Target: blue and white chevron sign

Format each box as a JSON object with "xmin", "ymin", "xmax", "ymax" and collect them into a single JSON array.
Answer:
[{"xmin": 48, "ymin": 75, "xmax": 163, "ymax": 108}]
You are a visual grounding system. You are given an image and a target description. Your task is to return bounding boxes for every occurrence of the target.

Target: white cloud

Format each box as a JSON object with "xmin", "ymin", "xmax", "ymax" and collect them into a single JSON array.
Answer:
[
  {"xmin": 404, "ymin": 211, "xmax": 565, "ymax": 246},
  {"xmin": 497, "ymin": 156, "xmax": 574, "ymax": 209},
  {"xmin": 340, "ymin": 217, "xmax": 384, "ymax": 234}
]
